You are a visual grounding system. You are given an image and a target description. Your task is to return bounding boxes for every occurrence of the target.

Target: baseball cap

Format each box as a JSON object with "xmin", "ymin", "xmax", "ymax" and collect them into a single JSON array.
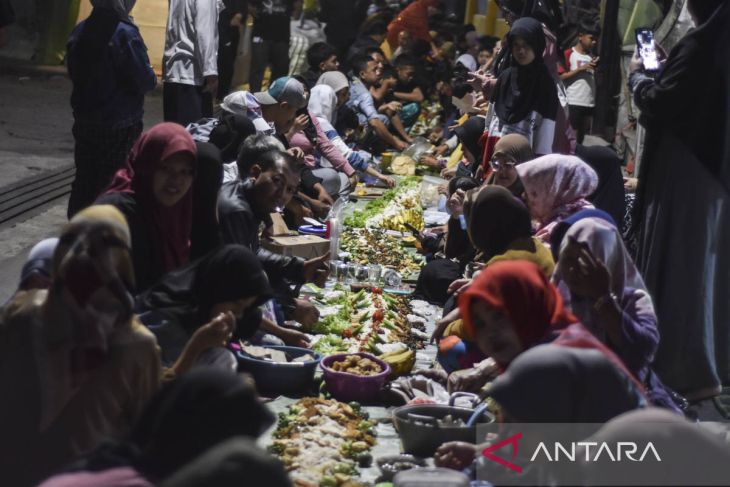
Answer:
[
  {"xmin": 221, "ymin": 91, "xmax": 273, "ymax": 133},
  {"xmin": 253, "ymin": 77, "xmax": 307, "ymax": 109}
]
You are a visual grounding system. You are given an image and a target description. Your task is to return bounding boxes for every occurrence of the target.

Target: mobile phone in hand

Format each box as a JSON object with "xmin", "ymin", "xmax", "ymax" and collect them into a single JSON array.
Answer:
[{"xmin": 635, "ymin": 27, "xmax": 660, "ymax": 72}]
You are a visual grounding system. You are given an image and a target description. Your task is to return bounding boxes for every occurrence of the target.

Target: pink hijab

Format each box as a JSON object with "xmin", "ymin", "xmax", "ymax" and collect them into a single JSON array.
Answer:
[
  {"xmin": 516, "ymin": 154, "xmax": 598, "ymax": 243},
  {"xmin": 105, "ymin": 123, "xmax": 197, "ymax": 273}
]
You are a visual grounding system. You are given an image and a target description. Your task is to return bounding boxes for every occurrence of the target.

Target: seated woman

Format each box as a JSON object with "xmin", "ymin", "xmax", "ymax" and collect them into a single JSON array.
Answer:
[
  {"xmin": 309, "ymin": 82, "xmax": 395, "ymax": 188},
  {"xmin": 480, "ymin": 17, "xmax": 560, "ymax": 171},
  {"xmin": 135, "ymin": 244, "xmax": 306, "ymax": 366},
  {"xmin": 442, "ymin": 133, "xmax": 535, "ymax": 266},
  {"xmin": 0, "ymin": 205, "xmax": 161, "ymax": 486},
  {"xmin": 96, "ymin": 122, "xmax": 198, "ymax": 292},
  {"xmin": 553, "ymin": 218, "xmax": 685, "ymax": 412},
  {"xmin": 443, "ymin": 260, "xmax": 644, "ymax": 396},
  {"xmin": 435, "ymin": 344, "xmax": 645, "ymax": 477},
  {"xmin": 516, "ymin": 153, "xmax": 598, "ymax": 245},
  {"xmin": 434, "ymin": 187, "xmax": 555, "ymax": 372},
  {"xmin": 36, "ymin": 369, "xmax": 278, "ymax": 486}
]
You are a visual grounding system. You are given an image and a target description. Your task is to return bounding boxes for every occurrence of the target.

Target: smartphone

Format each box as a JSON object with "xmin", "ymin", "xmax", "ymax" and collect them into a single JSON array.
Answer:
[{"xmin": 635, "ymin": 28, "xmax": 660, "ymax": 72}]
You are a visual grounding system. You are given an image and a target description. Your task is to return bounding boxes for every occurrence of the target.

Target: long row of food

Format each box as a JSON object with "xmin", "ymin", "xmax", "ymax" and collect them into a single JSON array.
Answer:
[{"xmin": 261, "ymin": 176, "xmax": 456, "ymax": 486}]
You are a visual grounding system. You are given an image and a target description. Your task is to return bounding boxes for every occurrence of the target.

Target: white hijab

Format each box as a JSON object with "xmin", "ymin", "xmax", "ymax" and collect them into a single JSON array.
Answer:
[
  {"xmin": 91, "ymin": 0, "xmax": 136, "ymax": 17},
  {"xmin": 308, "ymin": 84, "xmax": 338, "ymax": 132}
]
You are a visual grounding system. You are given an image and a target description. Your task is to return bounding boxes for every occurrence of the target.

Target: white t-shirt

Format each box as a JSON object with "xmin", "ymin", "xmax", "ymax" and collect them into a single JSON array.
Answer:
[{"xmin": 564, "ymin": 47, "xmax": 595, "ymax": 108}]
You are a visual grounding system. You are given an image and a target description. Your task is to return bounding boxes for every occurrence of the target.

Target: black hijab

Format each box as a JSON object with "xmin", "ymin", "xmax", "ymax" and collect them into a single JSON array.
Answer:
[
  {"xmin": 464, "ymin": 185, "xmax": 533, "ymax": 258},
  {"xmin": 493, "ymin": 17, "xmax": 558, "ymax": 124},
  {"xmin": 191, "ymin": 142, "xmax": 223, "ymax": 260},
  {"xmin": 132, "ymin": 369, "xmax": 275, "ymax": 481},
  {"xmin": 575, "ymin": 145, "xmax": 625, "ymax": 227},
  {"xmin": 454, "ymin": 116, "xmax": 485, "ymax": 163},
  {"xmin": 136, "ymin": 245, "xmax": 273, "ymax": 339}
]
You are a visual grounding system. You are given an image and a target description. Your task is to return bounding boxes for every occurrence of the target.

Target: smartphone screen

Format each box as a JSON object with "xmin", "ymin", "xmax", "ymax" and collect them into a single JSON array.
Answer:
[{"xmin": 636, "ymin": 28, "xmax": 660, "ymax": 72}]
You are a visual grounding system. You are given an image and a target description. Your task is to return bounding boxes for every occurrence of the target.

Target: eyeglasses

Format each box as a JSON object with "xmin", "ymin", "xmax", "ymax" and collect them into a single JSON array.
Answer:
[{"xmin": 489, "ymin": 157, "xmax": 517, "ymax": 171}]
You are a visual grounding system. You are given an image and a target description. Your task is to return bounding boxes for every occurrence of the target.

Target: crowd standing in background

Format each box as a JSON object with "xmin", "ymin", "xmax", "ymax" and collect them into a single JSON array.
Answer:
[{"xmin": 1, "ymin": 0, "xmax": 729, "ymax": 485}]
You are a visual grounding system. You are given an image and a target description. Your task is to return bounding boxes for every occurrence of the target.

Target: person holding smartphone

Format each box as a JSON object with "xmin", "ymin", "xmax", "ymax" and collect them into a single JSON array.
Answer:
[{"xmin": 627, "ymin": 0, "xmax": 730, "ymax": 402}]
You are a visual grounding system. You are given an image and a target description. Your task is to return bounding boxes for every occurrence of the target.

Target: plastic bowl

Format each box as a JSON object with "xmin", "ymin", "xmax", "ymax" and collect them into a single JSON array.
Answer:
[
  {"xmin": 236, "ymin": 346, "xmax": 321, "ymax": 396},
  {"xmin": 320, "ymin": 352, "xmax": 391, "ymax": 403}
]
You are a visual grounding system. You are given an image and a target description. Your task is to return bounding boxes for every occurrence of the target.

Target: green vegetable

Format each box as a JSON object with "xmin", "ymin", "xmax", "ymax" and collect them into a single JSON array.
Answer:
[
  {"xmin": 319, "ymin": 475, "xmax": 338, "ymax": 487},
  {"xmin": 268, "ymin": 443, "xmax": 285, "ymax": 455}
]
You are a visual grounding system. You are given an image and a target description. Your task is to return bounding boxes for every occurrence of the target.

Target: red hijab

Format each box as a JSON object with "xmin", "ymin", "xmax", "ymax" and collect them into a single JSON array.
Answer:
[
  {"xmin": 459, "ymin": 261, "xmax": 645, "ymax": 392},
  {"xmin": 105, "ymin": 123, "xmax": 197, "ymax": 273}
]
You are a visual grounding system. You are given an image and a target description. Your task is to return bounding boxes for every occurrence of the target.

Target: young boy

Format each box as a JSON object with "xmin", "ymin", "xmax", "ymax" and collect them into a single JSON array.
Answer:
[
  {"xmin": 560, "ymin": 22, "xmax": 599, "ymax": 144},
  {"xmin": 301, "ymin": 42, "xmax": 339, "ymax": 88}
]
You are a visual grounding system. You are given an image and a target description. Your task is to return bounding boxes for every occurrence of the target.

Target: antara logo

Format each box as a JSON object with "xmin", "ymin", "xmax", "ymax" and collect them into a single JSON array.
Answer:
[
  {"xmin": 481, "ymin": 433, "xmax": 524, "ymax": 473},
  {"xmin": 530, "ymin": 442, "xmax": 662, "ymax": 462},
  {"xmin": 481, "ymin": 433, "xmax": 661, "ymax": 473}
]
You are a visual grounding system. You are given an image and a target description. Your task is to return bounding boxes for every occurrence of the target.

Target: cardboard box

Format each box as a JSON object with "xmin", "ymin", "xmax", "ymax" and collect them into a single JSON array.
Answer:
[{"xmin": 262, "ymin": 234, "xmax": 330, "ymax": 260}]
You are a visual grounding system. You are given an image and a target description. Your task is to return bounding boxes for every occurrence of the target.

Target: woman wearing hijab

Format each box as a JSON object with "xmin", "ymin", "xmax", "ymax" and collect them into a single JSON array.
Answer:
[
  {"xmin": 480, "ymin": 17, "xmax": 560, "ymax": 176},
  {"xmin": 554, "ymin": 218, "xmax": 684, "ymax": 412},
  {"xmin": 434, "ymin": 188, "xmax": 555, "ymax": 372},
  {"xmin": 516, "ymin": 154, "xmax": 598, "ymax": 245},
  {"xmin": 442, "ymin": 260, "xmax": 643, "ymax": 395},
  {"xmin": 66, "ymin": 0, "xmax": 157, "ymax": 218},
  {"xmin": 435, "ymin": 345, "xmax": 644, "ymax": 477},
  {"xmin": 452, "ymin": 115, "xmax": 486, "ymax": 178},
  {"xmin": 135, "ymin": 245, "xmax": 274, "ymax": 365},
  {"xmin": 0, "ymin": 205, "xmax": 161, "ymax": 487},
  {"xmin": 628, "ymin": 0, "xmax": 730, "ymax": 401},
  {"xmin": 575, "ymin": 144, "xmax": 626, "ymax": 227},
  {"xmin": 309, "ymin": 81, "xmax": 395, "ymax": 188},
  {"xmin": 37, "ymin": 369, "xmax": 278, "ymax": 487},
  {"xmin": 97, "ymin": 122, "xmax": 198, "ymax": 292}
]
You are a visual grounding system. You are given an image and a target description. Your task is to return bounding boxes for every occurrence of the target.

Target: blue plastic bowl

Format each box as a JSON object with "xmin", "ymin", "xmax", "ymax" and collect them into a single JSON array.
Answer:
[{"xmin": 236, "ymin": 346, "xmax": 321, "ymax": 395}]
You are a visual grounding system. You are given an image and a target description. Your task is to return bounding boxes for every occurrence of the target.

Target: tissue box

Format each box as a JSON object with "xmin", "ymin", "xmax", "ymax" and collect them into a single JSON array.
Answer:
[{"xmin": 262, "ymin": 235, "xmax": 330, "ymax": 260}]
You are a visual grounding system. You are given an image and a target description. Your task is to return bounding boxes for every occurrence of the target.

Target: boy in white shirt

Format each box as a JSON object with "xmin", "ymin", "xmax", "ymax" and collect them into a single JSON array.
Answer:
[{"xmin": 560, "ymin": 22, "xmax": 599, "ymax": 144}]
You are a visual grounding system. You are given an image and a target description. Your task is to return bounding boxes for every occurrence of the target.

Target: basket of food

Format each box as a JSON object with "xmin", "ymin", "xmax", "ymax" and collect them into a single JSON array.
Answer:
[
  {"xmin": 236, "ymin": 345, "xmax": 321, "ymax": 395},
  {"xmin": 320, "ymin": 352, "xmax": 391, "ymax": 403}
]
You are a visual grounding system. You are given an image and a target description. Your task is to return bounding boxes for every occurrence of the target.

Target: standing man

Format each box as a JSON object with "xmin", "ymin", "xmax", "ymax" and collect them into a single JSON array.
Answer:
[
  {"xmin": 248, "ymin": 0, "xmax": 300, "ymax": 93},
  {"xmin": 163, "ymin": 0, "xmax": 220, "ymax": 126},
  {"xmin": 66, "ymin": 0, "xmax": 157, "ymax": 218}
]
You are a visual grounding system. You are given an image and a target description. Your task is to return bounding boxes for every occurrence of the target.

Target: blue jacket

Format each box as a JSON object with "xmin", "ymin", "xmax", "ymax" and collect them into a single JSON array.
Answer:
[{"xmin": 67, "ymin": 8, "xmax": 156, "ymax": 127}]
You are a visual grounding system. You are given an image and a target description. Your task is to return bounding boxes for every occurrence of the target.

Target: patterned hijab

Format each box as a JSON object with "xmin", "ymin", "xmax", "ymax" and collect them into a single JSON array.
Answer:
[{"xmin": 516, "ymin": 154, "xmax": 598, "ymax": 244}]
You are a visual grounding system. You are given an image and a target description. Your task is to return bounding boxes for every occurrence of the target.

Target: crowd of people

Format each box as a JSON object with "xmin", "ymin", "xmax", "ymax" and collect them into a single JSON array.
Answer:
[{"xmin": 1, "ymin": 0, "xmax": 730, "ymax": 485}]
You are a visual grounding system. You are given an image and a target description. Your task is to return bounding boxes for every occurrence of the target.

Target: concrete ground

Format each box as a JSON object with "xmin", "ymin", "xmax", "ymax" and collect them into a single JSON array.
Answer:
[{"xmin": 0, "ymin": 71, "xmax": 163, "ymax": 302}]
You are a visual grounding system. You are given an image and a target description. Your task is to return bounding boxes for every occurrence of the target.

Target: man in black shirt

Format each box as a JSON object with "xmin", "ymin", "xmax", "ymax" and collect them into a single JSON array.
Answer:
[{"xmin": 248, "ymin": 0, "xmax": 299, "ymax": 92}]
